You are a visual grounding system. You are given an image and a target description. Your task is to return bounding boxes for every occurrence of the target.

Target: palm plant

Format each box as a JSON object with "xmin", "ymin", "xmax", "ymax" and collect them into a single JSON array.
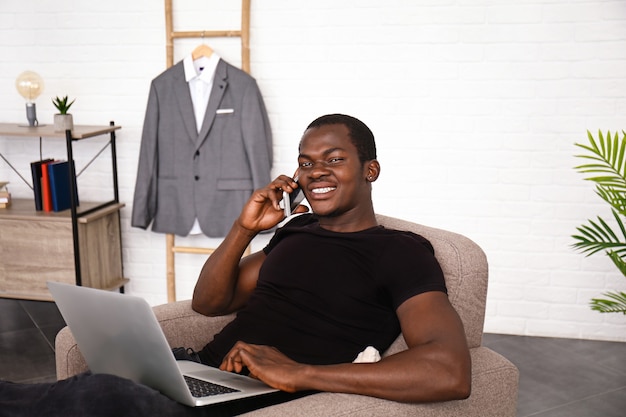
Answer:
[{"xmin": 572, "ymin": 130, "xmax": 626, "ymax": 314}]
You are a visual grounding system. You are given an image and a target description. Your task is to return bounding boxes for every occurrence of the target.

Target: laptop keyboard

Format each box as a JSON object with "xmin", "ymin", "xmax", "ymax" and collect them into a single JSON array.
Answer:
[{"xmin": 184, "ymin": 375, "xmax": 241, "ymax": 397}]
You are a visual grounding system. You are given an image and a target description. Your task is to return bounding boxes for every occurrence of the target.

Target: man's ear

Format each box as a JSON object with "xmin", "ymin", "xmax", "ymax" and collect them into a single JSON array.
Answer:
[{"xmin": 365, "ymin": 160, "xmax": 381, "ymax": 182}]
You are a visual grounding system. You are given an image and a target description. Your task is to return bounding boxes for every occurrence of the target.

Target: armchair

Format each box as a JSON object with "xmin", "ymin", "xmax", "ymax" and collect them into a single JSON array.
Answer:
[{"xmin": 56, "ymin": 214, "xmax": 519, "ymax": 416}]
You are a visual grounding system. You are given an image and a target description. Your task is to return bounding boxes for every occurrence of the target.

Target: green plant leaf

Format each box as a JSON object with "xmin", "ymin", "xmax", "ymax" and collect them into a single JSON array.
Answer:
[
  {"xmin": 590, "ymin": 291, "xmax": 626, "ymax": 314},
  {"xmin": 52, "ymin": 95, "xmax": 75, "ymax": 115},
  {"xmin": 574, "ymin": 131, "xmax": 626, "ymax": 193},
  {"xmin": 607, "ymin": 251, "xmax": 626, "ymax": 276},
  {"xmin": 572, "ymin": 215, "xmax": 626, "ymax": 259}
]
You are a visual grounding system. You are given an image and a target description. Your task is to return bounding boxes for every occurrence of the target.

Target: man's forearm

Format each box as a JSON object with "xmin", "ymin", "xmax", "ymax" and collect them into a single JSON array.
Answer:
[{"xmin": 298, "ymin": 348, "xmax": 471, "ymax": 403}]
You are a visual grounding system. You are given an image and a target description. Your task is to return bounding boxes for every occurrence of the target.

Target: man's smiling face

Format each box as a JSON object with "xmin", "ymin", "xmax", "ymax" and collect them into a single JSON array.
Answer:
[{"xmin": 297, "ymin": 123, "xmax": 374, "ymax": 220}]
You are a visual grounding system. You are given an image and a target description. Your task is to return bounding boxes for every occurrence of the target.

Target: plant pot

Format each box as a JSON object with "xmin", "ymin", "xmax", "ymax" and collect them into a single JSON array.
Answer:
[{"xmin": 53, "ymin": 114, "xmax": 74, "ymax": 133}]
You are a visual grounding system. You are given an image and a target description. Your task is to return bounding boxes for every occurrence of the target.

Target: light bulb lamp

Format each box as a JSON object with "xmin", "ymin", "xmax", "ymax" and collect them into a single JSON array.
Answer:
[{"xmin": 15, "ymin": 71, "xmax": 45, "ymax": 127}]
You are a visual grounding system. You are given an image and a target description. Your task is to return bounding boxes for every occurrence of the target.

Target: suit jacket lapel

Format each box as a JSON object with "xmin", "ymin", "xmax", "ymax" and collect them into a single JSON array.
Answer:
[
  {"xmin": 196, "ymin": 59, "xmax": 228, "ymax": 150},
  {"xmin": 172, "ymin": 61, "xmax": 198, "ymax": 144}
]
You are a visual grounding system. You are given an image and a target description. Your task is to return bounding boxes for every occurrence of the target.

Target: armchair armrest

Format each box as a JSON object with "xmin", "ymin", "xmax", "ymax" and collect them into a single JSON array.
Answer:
[{"xmin": 238, "ymin": 347, "xmax": 518, "ymax": 417}]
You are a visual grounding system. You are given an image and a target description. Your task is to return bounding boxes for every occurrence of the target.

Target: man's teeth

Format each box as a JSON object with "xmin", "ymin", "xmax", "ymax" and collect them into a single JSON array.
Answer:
[{"xmin": 312, "ymin": 187, "xmax": 336, "ymax": 194}]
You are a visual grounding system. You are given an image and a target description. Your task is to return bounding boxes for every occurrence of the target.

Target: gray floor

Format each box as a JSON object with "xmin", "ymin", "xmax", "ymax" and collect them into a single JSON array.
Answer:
[
  {"xmin": 483, "ymin": 333, "xmax": 626, "ymax": 416},
  {"xmin": 1, "ymin": 298, "xmax": 625, "ymax": 416}
]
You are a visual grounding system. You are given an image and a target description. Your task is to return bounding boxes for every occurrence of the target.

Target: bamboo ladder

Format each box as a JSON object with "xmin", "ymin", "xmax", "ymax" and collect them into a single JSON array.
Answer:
[{"xmin": 163, "ymin": 0, "xmax": 252, "ymax": 302}]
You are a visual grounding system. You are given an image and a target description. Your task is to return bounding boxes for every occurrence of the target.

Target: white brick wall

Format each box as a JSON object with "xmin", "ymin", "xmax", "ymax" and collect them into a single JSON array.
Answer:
[{"xmin": 1, "ymin": 0, "xmax": 624, "ymax": 342}]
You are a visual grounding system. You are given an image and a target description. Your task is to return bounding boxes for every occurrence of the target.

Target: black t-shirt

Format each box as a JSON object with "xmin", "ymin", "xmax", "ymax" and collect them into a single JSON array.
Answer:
[{"xmin": 201, "ymin": 214, "xmax": 446, "ymax": 366}]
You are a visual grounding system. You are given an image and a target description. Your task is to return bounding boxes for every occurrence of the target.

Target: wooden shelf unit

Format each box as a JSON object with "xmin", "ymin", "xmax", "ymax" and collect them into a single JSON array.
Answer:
[{"xmin": 0, "ymin": 123, "xmax": 128, "ymax": 301}]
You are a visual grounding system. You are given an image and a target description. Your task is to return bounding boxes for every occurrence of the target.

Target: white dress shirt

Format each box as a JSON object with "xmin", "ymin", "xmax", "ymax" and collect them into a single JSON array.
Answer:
[{"xmin": 183, "ymin": 53, "xmax": 220, "ymax": 234}]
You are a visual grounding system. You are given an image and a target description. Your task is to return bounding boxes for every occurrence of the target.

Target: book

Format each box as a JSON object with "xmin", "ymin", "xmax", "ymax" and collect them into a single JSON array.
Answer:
[
  {"xmin": 41, "ymin": 161, "xmax": 53, "ymax": 212},
  {"xmin": 30, "ymin": 159, "xmax": 54, "ymax": 211},
  {"xmin": 47, "ymin": 160, "xmax": 79, "ymax": 212}
]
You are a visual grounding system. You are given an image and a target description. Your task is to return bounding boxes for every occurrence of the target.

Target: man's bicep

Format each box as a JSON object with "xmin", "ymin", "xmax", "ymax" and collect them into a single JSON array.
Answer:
[
  {"xmin": 228, "ymin": 250, "xmax": 266, "ymax": 311},
  {"xmin": 397, "ymin": 291, "xmax": 468, "ymax": 349},
  {"xmin": 394, "ymin": 291, "xmax": 472, "ymax": 400}
]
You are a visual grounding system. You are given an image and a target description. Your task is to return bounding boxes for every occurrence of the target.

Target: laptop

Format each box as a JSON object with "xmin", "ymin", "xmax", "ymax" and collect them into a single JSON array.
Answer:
[{"xmin": 48, "ymin": 281, "xmax": 278, "ymax": 407}]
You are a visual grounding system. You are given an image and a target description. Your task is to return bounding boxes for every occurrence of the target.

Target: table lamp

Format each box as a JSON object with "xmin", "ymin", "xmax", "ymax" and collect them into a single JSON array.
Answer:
[{"xmin": 15, "ymin": 71, "xmax": 44, "ymax": 127}]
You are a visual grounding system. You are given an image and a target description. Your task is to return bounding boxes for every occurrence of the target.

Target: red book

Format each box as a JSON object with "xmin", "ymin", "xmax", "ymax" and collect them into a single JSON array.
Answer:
[{"xmin": 41, "ymin": 161, "xmax": 53, "ymax": 212}]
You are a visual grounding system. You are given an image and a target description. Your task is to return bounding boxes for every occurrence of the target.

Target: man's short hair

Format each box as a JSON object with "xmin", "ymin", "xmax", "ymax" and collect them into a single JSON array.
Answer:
[{"xmin": 305, "ymin": 114, "xmax": 377, "ymax": 163}]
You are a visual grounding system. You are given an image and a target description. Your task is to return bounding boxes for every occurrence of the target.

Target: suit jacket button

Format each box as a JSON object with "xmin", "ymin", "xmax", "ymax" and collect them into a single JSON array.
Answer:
[{"xmin": 194, "ymin": 175, "xmax": 199, "ymax": 180}]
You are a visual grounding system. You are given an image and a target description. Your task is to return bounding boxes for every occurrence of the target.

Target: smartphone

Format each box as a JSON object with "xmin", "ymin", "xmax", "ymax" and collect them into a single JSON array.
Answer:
[{"xmin": 283, "ymin": 181, "xmax": 305, "ymax": 217}]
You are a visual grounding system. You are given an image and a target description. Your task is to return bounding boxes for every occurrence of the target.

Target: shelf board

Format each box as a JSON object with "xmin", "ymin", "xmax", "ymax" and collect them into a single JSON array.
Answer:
[
  {"xmin": 0, "ymin": 123, "xmax": 120, "ymax": 140},
  {"xmin": 0, "ymin": 198, "xmax": 124, "ymax": 222}
]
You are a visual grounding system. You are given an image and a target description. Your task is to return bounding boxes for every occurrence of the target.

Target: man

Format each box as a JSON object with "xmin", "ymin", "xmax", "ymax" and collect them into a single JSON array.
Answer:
[
  {"xmin": 189, "ymin": 113, "xmax": 471, "ymax": 403},
  {"xmin": 0, "ymin": 114, "xmax": 470, "ymax": 416}
]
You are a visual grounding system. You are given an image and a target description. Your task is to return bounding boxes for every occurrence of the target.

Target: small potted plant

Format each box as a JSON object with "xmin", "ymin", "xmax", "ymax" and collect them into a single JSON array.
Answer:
[{"xmin": 52, "ymin": 95, "xmax": 75, "ymax": 132}]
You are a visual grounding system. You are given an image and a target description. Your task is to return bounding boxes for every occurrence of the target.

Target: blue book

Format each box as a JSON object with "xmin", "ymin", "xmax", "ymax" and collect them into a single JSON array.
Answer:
[{"xmin": 47, "ymin": 161, "xmax": 79, "ymax": 212}]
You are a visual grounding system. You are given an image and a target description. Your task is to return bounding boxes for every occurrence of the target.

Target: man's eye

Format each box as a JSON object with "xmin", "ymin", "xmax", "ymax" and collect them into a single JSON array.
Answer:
[
  {"xmin": 329, "ymin": 157, "xmax": 343, "ymax": 163},
  {"xmin": 300, "ymin": 161, "xmax": 313, "ymax": 168}
]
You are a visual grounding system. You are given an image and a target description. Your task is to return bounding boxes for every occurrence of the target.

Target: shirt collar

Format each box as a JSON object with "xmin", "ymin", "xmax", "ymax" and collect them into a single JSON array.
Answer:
[{"xmin": 183, "ymin": 53, "xmax": 220, "ymax": 83}]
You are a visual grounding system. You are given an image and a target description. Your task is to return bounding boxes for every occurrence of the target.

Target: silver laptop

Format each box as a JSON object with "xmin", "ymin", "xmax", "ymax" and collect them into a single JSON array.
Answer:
[{"xmin": 48, "ymin": 281, "xmax": 278, "ymax": 407}]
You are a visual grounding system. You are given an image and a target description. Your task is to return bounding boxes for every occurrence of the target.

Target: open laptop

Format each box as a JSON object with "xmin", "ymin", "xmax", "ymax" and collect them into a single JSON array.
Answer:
[{"xmin": 48, "ymin": 281, "xmax": 278, "ymax": 407}]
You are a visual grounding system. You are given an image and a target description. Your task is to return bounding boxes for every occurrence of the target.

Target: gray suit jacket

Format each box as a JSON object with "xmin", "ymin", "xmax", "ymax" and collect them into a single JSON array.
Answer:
[{"xmin": 131, "ymin": 59, "xmax": 273, "ymax": 237}]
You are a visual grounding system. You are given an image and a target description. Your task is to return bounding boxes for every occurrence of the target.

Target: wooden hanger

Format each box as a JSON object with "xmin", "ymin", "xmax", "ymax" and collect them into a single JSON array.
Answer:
[
  {"xmin": 192, "ymin": 43, "xmax": 214, "ymax": 60},
  {"xmin": 192, "ymin": 31, "xmax": 214, "ymax": 60}
]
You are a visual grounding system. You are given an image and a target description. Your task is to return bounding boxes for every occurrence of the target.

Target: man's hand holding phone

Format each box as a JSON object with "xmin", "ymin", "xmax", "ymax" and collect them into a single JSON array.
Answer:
[
  {"xmin": 237, "ymin": 173, "xmax": 306, "ymax": 233},
  {"xmin": 282, "ymin": 176, "xmax": 306, "ymax": 217}
]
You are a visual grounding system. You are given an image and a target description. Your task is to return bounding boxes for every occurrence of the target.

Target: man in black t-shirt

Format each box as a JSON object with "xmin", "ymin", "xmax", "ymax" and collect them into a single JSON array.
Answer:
[{"xmin": 192, "ymin": 113, "xmax": 471, "ymax": 403}]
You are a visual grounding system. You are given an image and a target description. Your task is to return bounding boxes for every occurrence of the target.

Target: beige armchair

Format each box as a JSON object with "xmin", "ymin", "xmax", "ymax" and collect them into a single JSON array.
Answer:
[{"xmin": 56, "ymin": 214, "xmax": 519, "ymax": 416}]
